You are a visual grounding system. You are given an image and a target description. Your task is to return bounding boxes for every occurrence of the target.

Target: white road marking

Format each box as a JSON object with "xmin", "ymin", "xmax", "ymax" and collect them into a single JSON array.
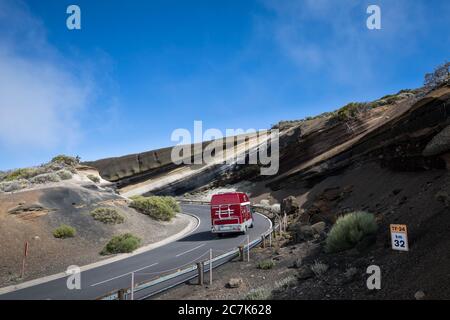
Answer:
[
  {"xmin": 90, "ymin": 262, "xmax": 159, "ymax": 287},
  {"xmin": 175, "ymin": 243, "xmax": 206, "ymax": 257},
  {"xmin": 179, "ymin": 211, "xmax": 201, "ymax": 234}
]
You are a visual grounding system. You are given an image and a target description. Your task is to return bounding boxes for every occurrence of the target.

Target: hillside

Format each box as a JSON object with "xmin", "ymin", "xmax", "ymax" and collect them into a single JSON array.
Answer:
[
  {"xmin": 91, "ymin": 66, "xmax": 450, "ymax": 300},
  {"xmin": 0, "ymin": 157, "xmax": 193, "ymax": 287}
]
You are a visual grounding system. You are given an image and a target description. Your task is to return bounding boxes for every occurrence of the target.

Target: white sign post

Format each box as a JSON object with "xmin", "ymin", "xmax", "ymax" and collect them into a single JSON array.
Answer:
[
  {"xmin": 390, "ymin": 224, "xmax": 409, "ymax": 251},
  {"xmin": 130, "ymin": 272, "xmax": 135, "ymax": 300}
]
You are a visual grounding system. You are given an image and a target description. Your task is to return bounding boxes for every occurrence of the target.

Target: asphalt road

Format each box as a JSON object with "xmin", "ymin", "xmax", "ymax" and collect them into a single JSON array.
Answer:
[{"xmin": 0, "ymin": 204, "xmax": 271, "ymax": 300}]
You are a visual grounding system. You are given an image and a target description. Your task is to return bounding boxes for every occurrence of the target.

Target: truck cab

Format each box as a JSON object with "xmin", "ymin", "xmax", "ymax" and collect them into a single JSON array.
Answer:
[{"xmin": 210, "ymin": 192, "xmax": 254, "ymax": 235}]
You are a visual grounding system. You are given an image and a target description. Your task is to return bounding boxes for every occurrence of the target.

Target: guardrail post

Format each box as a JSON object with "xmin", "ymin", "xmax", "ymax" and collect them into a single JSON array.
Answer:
[
  {"xmin": 247, "ymin": 235, "xmax": 250, "ymax": 262},
  {"xmin": 239, "ymin": 245, "xmax": 244, "ymax": 261},
  {"xmin": 197, "ymin": 262, "xmax": 204, "ymax": 285},
  {"xmin": 269, "ymin": 232, "xmax": 272, "ymax": 247},
  {"xmin": 209, "ymin": 248, "xmax": 213, "ymax": 285},
  {"xmin": 118, "ymin": 289, "xmax": 125, "ymax": 300},
  {"xmin": 261, "ymin": 235, "xmax": 266, "ymax": 248}
]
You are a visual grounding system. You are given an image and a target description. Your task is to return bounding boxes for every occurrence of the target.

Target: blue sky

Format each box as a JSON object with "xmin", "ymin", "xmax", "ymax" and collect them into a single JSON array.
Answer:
[{"xmin": 0, "ymin": 0, "xmax": 449, "ymax": 170}]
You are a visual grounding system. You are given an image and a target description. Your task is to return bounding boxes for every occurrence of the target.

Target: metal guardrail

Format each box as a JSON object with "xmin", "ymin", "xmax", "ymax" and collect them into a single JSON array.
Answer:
[
  {"xmin": 96, "ymin": 200, "xmax": 281, "ymax": 300},
  {"xmin": 177, "ymin": 199, "xmax": 210, "ymax": 205}
]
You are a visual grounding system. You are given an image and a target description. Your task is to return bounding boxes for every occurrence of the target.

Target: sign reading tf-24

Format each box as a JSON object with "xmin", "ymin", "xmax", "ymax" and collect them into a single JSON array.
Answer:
[{"xmin": 390, "ymin": 224, "xmax": 409, "ymax": 251}]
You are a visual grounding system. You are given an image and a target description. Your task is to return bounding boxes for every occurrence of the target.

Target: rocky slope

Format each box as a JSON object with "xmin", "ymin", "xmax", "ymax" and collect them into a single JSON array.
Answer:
[
  {"xmin": 147, "ymin": 82, "xmax": 450, "ymax": 300},
  {"xmin": 267, "ymin": 86, "xmax": 450, "ymax": 191},
  {"xmin": 36, "ymin": 68, "xmax": 450, "ymax": 300},
  {"xmin": 0, "ymin": 160, "xmax": 192, "ymax": 287}
]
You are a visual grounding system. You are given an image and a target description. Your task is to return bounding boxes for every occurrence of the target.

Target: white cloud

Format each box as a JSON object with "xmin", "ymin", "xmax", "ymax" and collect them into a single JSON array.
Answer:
[
  {"xmin": 0, "ymin": 0, "xmax": 91, "ymax": 149},
  {"xmin": 260, "ymin": 0, "xmax": 428, "ymax": 86}
]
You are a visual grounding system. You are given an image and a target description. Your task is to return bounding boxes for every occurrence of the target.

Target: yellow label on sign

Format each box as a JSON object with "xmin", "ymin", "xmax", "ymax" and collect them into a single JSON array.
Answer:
[{"xmin": 390, "ymin": 224, "xmax": 407, "ymax": 233}]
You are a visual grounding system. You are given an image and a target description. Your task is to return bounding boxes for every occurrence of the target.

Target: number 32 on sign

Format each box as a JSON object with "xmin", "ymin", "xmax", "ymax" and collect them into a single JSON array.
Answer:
[{"xmin": 390, "ymin": 224, "xmax": 409, "ymax": 251}]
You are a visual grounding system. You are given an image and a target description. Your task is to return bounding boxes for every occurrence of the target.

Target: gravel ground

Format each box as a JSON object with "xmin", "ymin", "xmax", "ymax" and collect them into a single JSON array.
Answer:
[
  {"xmin": 0, "ymin": 183, "xmax": 192, "ymax": 287},
  {"xmin": 156, "ymin": 161, "xmax": 450, "ymax": 300},
  {"xmin": 154, "ymin": 237, "xmax": 315, "ymax": 300}
]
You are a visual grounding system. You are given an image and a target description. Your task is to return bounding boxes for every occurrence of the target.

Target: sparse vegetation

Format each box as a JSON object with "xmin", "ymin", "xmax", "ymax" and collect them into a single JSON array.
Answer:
[
  {"xmin": 272, "ymin": 87, "xmax": 420, "ymax": 131},
  {"xmin": 274, "ymin": 275, "xmax": 296, "ymax": 290},
  {"xmin": 101, "ymin": 233, "xmax": 141, "ymax": 255},
  {"xmin": 378, "ymin": 93, "xmax": 404, "ymax": 105},
  {"xmin": 161, "ymin": 196, "xmax": 181, "ymax": 212},
  {"xmin": 344, "ymin": 267, "xmax": 359, "ymax": 280},
  {"xmin": 87, "ymin": 174, "xmax": 100, "ymax": 183},
  {"xmin": 245, "ymin": 276, "xmax": 296, "ymax": 300},
  {"xmin": 91, "ymin": 207, "xmax": 125, "ymax": 224},
  {"xmin": 53, "ymin": 224, "xmax": 76, "ymax": 238},
  {"xmin": 310, "ymin": 260, "xmax": 328, "ymax": 277},
  {"xmin": 257, "ymin": 259, "xmax": 275, "ymax": 270},
  {"xmin": 0, "ymin": 155, "xmax": 80, "ymax": 191},
  {"xmin": 272, "ymin": 120, "xmax": 302, "ymax": 130},
  {"xmin": 130, "ymin": 196, "xmax": 178, "ymax": 221},
  {"xmin": 30, "ymin": 172, "xmax": 61, "ymax": 184},
  {"xmin": 51, "ymin": 155, "xmax": 80, "ymax": 167},
  {"xmin": 56, "ymin": 170, "xmax": 73, "ymax": 180},
  {"xmin": 245, "ymin": 288, "xmax": 271, "ymax": 300},
  {"xmin": 0, "ymin": 179, "xmax": 30, "ymax": 192},
  {"xmin": 325, "ymin": 211, "xmax": 378, "ymax": 253},
  {"xmin": 425, "ymin": 61, "xmax": 450, "ymax": 91},
  {"xmin": 334, "ymin": 102, "xmax": 369, "ymax": 121},
  {"xmin": 3, "ymin": 168, "xmax": 37, "ymax": 181}
]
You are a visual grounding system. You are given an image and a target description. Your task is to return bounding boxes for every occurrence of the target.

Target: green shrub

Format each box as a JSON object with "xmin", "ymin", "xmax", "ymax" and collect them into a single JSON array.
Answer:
[
  {"xmin": 56, "ymin": 170, "xmax": 73, "ymax": 180},
  {"xmin": 161, "ymin": 196, "xmax": 181, "ymax": 212},
  {"xmin": 101, "ymin": 233, "xmax": 141, "ymax": 255},
  {"xmin": 87, "ymin": 174, "xmax": 100, "ymax": 183},
  {"xmin": 257, "ymin": 259, "xmax": 275, "ymax": 270},
  {"xmin": 325, "ymin": 211, "xmax": 377, "ymax": 253},
  {"xmin": 335, "ymin": 102, "xmax": 369, "ymax": 121},
  {"xmin": 91, "ymin": 207, "xmax": 125, "ymax": 224},
  {"xmin": 0, "ymin": 179, "xmax": 30, "ymax": 192},
  {"xmin": 51, "ymin": 155, "xmax": 80, "ymax": 167},
  {"xmin": 30, "ymin": 173, "xmax": 61, "ymax": 184},
  {"xmin": 53, "ymin": 224, "xmax": 76, "ymax": 238},
  {"xmin": 130, "ymin": 196, "xmax": 178, "ymax": 221},
  {"xmin": 310, "ymin": 260, "xmax": 328, "ymax": 277},
  {"xmin": 3, "ymin": 168, "xmax": 37, "ymax": 181},
  {"xmin": 0, "ymin": 155, "xmax": 79, "ymax": 185},
  {"xmin": 245, "ymin": 288, "xmax": 271, "ymax": 300},
  {"xmin": 274, "ymin": 276, "xmax": 296, "ymax": 290}
]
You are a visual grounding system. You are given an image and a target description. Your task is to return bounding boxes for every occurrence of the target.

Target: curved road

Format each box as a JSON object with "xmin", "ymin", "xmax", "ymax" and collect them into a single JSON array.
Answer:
[{"xmin": 0, "ymin": 204, "xmax": 271, "ymax": 300}]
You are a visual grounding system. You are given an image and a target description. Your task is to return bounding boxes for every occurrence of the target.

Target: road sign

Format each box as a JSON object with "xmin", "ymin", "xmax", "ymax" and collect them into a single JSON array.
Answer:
[{"xmin": 390, "ymin": 224, "xmax": 409, "ymax": 251}]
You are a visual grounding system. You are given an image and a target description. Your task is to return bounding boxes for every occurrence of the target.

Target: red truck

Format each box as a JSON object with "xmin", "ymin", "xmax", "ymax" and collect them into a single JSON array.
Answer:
[{"xmin": 210, "ymin": 192, "xmax": 254, "ymax": 235}]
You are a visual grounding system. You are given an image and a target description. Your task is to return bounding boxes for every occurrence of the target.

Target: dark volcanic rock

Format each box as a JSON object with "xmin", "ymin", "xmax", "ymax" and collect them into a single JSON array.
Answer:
[{"xmin": 281, "ymin": 196, "xmax": 300, "ymax": 215}]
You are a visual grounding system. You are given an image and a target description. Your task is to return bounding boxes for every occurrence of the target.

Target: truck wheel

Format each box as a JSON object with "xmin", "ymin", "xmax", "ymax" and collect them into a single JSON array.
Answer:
[
  {"xmin": 217, "ymin": 233, "xmax": 223, "ymax": 238},
  {"xmin": 250, "ymin": 222, "xmax": 254, "ymax": 228}
]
